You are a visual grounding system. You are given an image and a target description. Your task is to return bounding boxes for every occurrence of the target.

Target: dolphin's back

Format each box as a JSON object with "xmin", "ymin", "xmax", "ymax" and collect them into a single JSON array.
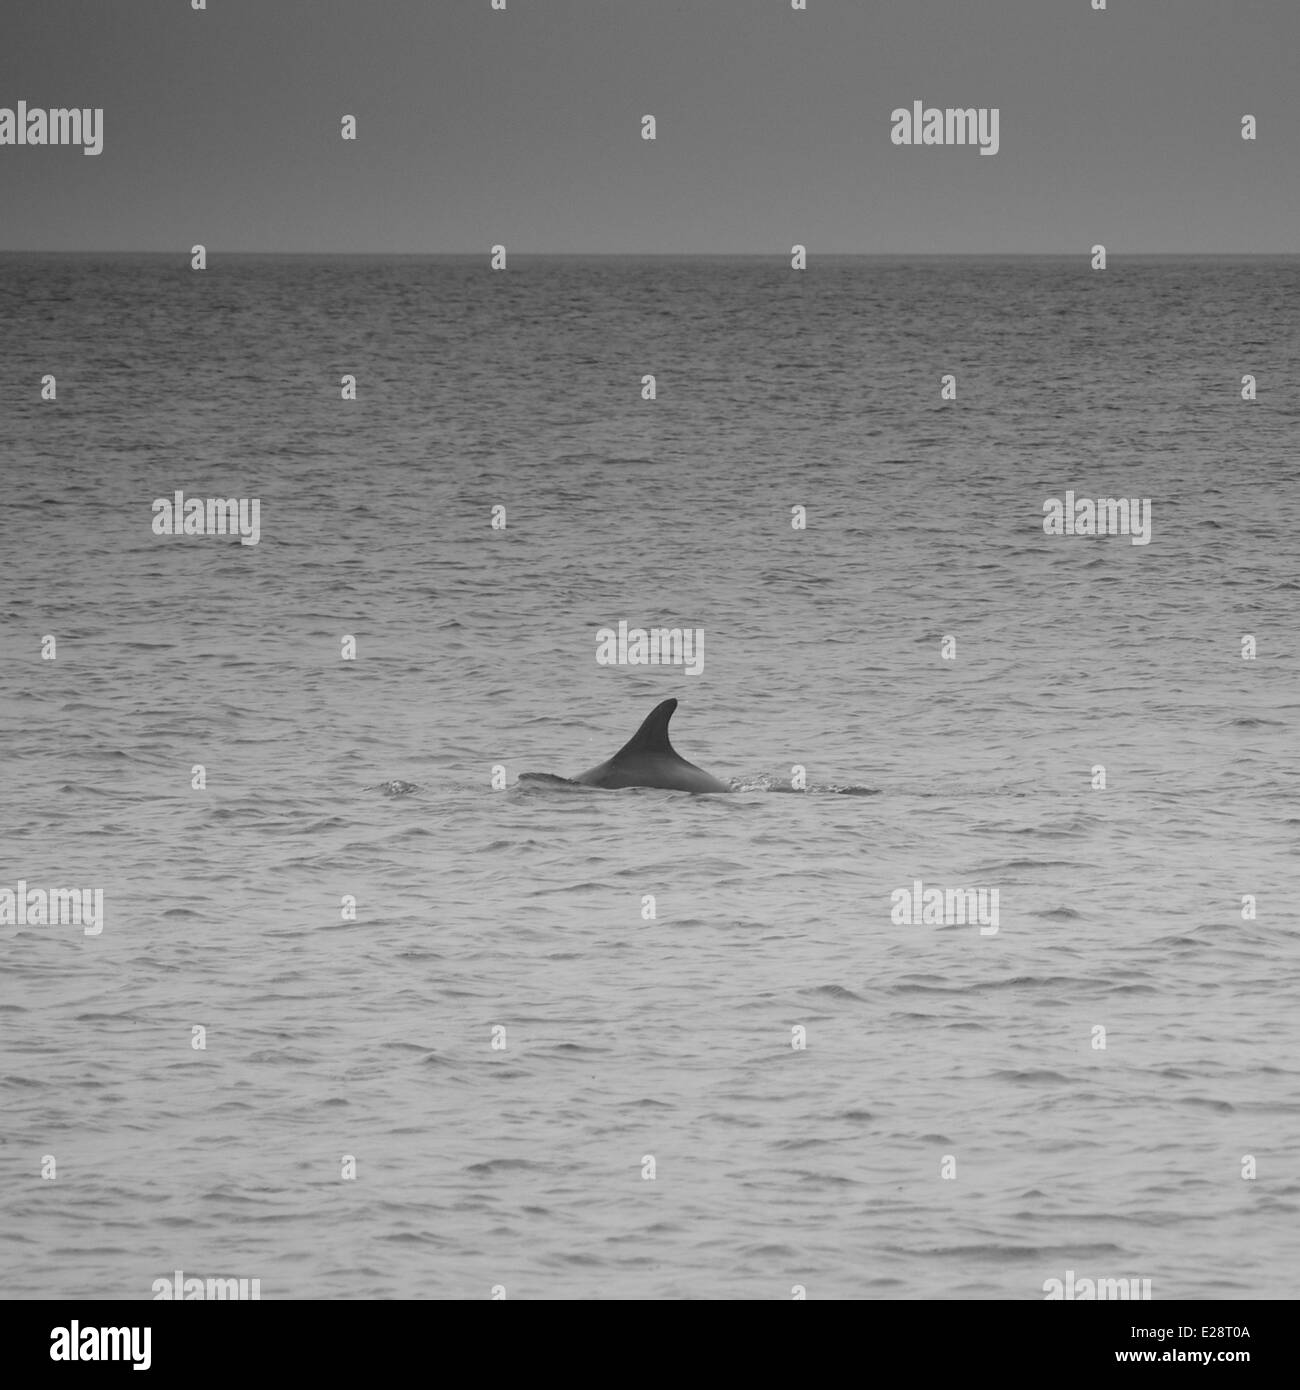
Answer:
[{"xmin": 574, "ymin": 698, "xmax": 731, "ymax": 793}]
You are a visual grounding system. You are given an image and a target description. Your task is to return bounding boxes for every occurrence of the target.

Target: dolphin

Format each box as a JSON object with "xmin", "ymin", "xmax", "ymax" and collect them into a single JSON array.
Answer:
[{"xmin": 574, "ymin": 698, "xmax": 732, "ymax": 793}]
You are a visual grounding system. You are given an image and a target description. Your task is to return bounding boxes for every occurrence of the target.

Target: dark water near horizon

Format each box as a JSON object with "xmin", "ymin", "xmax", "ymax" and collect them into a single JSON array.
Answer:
[{"xmin": 1, "ymin": 254, "xmax": 1298, "ymax": 1298}]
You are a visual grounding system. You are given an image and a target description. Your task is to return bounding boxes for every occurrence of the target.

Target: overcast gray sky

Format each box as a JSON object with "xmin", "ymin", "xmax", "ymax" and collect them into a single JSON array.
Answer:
[{"xmin": 2, "ymin": 0, "xmax": 1297, "ymax": 252}]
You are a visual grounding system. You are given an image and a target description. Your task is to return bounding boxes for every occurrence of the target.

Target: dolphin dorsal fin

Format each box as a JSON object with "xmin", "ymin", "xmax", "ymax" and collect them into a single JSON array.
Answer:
[{"xmin": 615, "ymin": 698, "xmax": 678, "ymax": 758}]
